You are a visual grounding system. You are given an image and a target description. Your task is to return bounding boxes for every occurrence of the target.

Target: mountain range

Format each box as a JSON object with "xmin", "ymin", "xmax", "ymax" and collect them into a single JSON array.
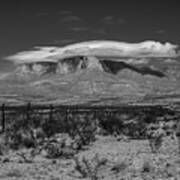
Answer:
[{"xmin": 1, "ymin": 40, "xmax": 180, "ymax": 106}]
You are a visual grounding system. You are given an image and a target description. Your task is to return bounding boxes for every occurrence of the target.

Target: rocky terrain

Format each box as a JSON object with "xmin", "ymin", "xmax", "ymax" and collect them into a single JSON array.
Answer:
[
  {"xmin": 0, "ymin": 134, "xmax": 179, "ymax": 180},
  {"xmin": 0, "ymin": 40, "xmax": 180, "ymax": 106},
  {"xmin": 0, "ymin": 95, "xmax": 179, "ymax": 180}
]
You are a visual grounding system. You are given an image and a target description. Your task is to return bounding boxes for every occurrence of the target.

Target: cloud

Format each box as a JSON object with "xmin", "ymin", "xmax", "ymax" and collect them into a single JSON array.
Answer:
[
  {"xmin": 103, "ymin": 16, "xmax": 113, "ymax": 21},
  {"xmin": 5, "ymin": 47, "xmax": 60, "ymax": 64},
  {"xmin": 67, "ymin": 27, "xmax": 89, "ymax": 32},
  {"xmin": 60, "ymin": 15, "xmax": 81, "ymax": 23},
  {"xmin": 5, "ymin": 40, "xmax": 179, "ymax": 64},
  {"xmin": 102, "ymin": 16, "xmax": 114, "ymax": 24},
  {"xmin": 92, "ymin": 28, "xmax": 107, "ymax": 35},
  {"xmin": 102, "ymin": 16, "xmax": 126, "ymax": 25},
  {"xmin": 117, "ymin": 18, "xmax": 126, "ymax": 24},
  {"xmin": 36, "ymin": 12, "xmax": 49, "ymax": 17},
  {"xmin": 67, "ymin": 26, "xmax": 107, "ymax": 35},
  {"xmin": 57, "ymin": 10, "xmax": 72, "ymax": 15},
  {"xmin": 156, "ymin": 30, "xmax": 166, "ymax": 34},
  {"xmin": 53, "ymin": 39, "xmax": 76, "ymax": 45}
]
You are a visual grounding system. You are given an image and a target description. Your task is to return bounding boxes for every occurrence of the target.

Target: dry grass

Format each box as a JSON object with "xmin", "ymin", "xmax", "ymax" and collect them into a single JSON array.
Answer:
[{"xmin": 0, "ymin": 169, "xmax": 23, "ymax": 179}]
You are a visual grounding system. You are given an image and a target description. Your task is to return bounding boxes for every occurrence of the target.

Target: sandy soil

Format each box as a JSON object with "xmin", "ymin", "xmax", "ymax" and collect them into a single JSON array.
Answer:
[{"xmin": 0, "ymin": 135, "xmax": 180, "ymax": 180}]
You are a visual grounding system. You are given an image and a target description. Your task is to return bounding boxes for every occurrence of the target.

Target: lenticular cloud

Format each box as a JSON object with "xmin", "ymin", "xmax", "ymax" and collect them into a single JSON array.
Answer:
[{"xmin": 5, "ymin": 40, "xmax": 179, "ymax": 64}]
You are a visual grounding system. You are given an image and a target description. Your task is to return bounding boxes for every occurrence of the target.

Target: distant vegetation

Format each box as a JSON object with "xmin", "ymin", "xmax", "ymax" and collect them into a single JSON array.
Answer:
[
  {"xmin": 0, "ymin": 104, "xmax": 180, "ymax": 179},
  {"xmin": 0, "ymin": 104, "xmax": 179, "ymax": 153}
]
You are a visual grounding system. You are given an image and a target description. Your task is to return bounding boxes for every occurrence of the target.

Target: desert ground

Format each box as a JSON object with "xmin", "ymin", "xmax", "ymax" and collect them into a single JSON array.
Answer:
[{"xmin": 0, "ymin": 132, "xmax": 180, "ymax": 180}]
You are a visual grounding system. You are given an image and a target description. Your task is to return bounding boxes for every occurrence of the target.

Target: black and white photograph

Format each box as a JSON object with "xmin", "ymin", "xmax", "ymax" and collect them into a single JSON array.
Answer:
[{"xmin": 0, "ymin": 0, "xmax": 180, "ymax": 179}]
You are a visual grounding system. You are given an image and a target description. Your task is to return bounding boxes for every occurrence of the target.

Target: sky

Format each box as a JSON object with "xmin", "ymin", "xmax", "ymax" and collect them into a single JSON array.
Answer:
[{"xmin": 0, "ymin": 0, "xmax": 180, "ymax": 72}]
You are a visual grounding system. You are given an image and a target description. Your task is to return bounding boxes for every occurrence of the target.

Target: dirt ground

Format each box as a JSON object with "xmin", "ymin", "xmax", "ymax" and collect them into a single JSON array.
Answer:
[{"xmin": 0, "ymin": 135, "xmax": 180, "ymax": 180}]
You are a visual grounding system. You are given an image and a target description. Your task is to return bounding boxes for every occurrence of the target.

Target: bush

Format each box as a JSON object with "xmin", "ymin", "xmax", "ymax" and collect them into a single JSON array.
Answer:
[
  {"xmin": 1, "ymin": 169, "xmax": 23, "ymax": 179},
  {"xmin": 4, "ymin": 117, "xmax": 37, "ymax": 149},
  {"xmin": 99, "ymin": 113, "xmax": 124, "ymax": 135},
  {"xmin": 111, "ymin": 162, "xmax": 128, "ymax": 173},
  {"xmin": 141, "ymin": 161, "xmax": 154, "ymax": 173},
  {"xmin": 66, "ymin": 113, "xmax": 97, "ymax": 146},
  {"xmin": 41, "ymin": 133, "xmax": 76, "ymax": 158},
  {"xmin": 146, "ymin": 123, "xmax": 165, "ymax": 153},
  {"xmin": 175, "ymin": 121, "xmax": 180, "ymax": 154},
  {"xmin": 74, "ymin": 154, "xmax": 107, "ymax": 180}
]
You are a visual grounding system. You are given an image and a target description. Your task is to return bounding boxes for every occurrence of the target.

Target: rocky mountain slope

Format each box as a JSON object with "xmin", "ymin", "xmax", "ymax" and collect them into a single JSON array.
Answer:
[{"xmin": 1, "ymin": 40, "xmax": 180, "ymax": 105}]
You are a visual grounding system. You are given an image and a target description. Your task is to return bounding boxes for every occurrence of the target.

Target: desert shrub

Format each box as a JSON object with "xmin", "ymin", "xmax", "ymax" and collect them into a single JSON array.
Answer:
[
  {"xmin": 31, "ymin": 127, "xmax": 46, "ymax": 140},
  {"xmin": 41, "ymin": 133, "xmax": 76, "ymax": 158},
  {"xmin": 45, "ymin": 142, "xmax": 63, "ymax": 158},
  {"xmin": 4, "ymin": 116, "xmax": 37, "ymax": 149},
  {"xmin": 163, "ymin": 120, "xmax": 176, "ymax": 137},
  {"xmin": 0, "ymin": 142, "xmax": 7, "ymax": 156},
  {"xmin": 1, "ymin": 169, "xmax": 23, "ymax": 178},
  {"xmin": 2, "ymin": 110, "xmax": 34, "ymax": 149},
  {"xmin": 122, "ymin": 117, "xmax": 147, "ymax": 139},
  {"xmin": 5, "ymin": 128, "xmax": 36, "ymax": 149},
  {"xmin": 16, "ymin": 151, "xmax": 34, "ymax": 163},
  {"xmin": 66, "ymin": 113, "xmax": 97, "ymax": 146},
  {"xmin": 3, "ymin": 109, "xmax": 97, "ymax": 150},
  {"xmin": 98, "ymin": 112, "xmax": 148, "ymax": 138},
  {"xmin": 141, "ymin": 161, "xmax": 154, "ymax": 173},
  {"xmin": 111, "ymin": 162, "xmax": 128, "ymax": 173},
  {"xmin": 4, "ymin": 113, "xmax": 50, "ymax": 149},
  {"xmin": 0, "ymin": 133, "xmax": 9, "ymax": 155},
  {"xmin": 98, "ymin": 113, "xmax": 124, "ymax": 135},
  {"xmin": 175, "ymin": 121, "xmax": 180, "ymax": 154},
  {"xmin": 74, "ymin": 154, "xmax": 107, "ymax": 180},
  {"xmin": 146, "ymin": 123, "xmax": 165, "ymax": 153},
  {"xmin": 0, "ymin": 144, "xmax": 5, "ymax": 155},
  {"xmin": 45, "ymin": 143, "xmax": 75, "ymax": 159},
  {"xmin": 42, "ymin": 111, "xmax": 66, "ymax": 137}
]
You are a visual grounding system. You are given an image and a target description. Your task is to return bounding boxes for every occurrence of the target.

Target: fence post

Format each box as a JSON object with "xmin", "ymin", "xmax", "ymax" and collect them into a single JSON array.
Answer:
[
  {"xmin": 26, "ymin": 102, "xmax": 31, "ymax": 126},
  {"xmin": 66, "ymin": 108, "xmax": 69, "ymax": 122},
  {"xmin": 94, "ymin": 110, "xmax": 98, "ymax": 128},
  {"xmin": 1, "ymin": 103, "xmax": 5, "ymax": 132},
  {"xmin": 49, "ymin": 105, "xmax": 53, "ymax": 122}
]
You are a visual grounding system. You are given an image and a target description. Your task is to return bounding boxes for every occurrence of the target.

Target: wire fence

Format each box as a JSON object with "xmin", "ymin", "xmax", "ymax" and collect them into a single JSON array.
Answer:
[{"xmin": 0, "ymin": 102, "xmax": 176, "ymax": 134}]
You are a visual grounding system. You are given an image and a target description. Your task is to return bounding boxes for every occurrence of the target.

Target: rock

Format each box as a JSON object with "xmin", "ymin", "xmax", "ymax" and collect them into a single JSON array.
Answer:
[
  {"xmin": 16, "ymin": 62, "xmax": 57, "ymax": 77},
  {"xmin": 61, "ymin": 148, "xmax": 76, "ymax": 157},
  {"xmin": 32, "ymin": 127, "xmax": 46, "ymax": 140},
  {"xmin": 2, "ymin": 157, "xmax": 10, "ymax": 163},
  {"xmin": 116, "ymin": 135, "xmax": 130, "ymax": 142},
  {"xmin": 40, "ymin": 149, "xmax": 48, "ymax": 157},
  {"xmin": 131, "ymin": 156, "xmax": 150, "ymax": 172}
]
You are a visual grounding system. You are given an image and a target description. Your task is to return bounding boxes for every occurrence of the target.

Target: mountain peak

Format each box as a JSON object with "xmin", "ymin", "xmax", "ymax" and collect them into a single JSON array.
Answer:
[
  {"xmin": 86, "ymin": 56, "xmax": 104, "ymax": 71},
  {"xmin": 1, "ymin": 40, "xmax": 180, "ymax": 105}
]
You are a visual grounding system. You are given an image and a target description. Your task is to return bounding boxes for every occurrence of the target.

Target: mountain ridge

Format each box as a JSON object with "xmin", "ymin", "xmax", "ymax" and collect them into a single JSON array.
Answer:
[{"xmin": 1, "ymin": 40, "xmax": 180, "ymax": 105}]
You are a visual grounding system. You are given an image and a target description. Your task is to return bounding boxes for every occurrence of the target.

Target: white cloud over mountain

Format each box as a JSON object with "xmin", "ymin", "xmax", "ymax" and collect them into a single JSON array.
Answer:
[{"xmin": 5, "ymin": 40, "xmax": 179, "ymax": 64}]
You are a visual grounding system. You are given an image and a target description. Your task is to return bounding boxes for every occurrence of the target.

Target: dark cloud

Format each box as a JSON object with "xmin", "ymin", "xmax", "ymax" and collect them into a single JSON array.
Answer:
[
  {"xmin": 117, "ymin": 18, "xmax": 126, "ymax": 24},
  {"xmin": 35, "ymin": 12, "xmax": 49, "ymax": 16},
  {"xmin": 56, "ymin": 10, "xmax": 73, "ymax": 15},
  {"xmin": 156, "ymin": 30, "xmax": 166, "ymax": 34},
  {"xmin": 67, "ymin": 27, "xmax": 89, "ymax": 32},
  {"xmin": 102, "ymin": 16, "xmax": 126, "ymax": 25},
  {"xmin": 60, "ymin": 15, "xmax": 81, "ymax": 22},
  {"xmin": 103, "ymin": 16, "xmax": 114, "ymax": 24},
  {"xmin": 67, "ymin": 26, "xmax": 107, "ymax": 36},
  {"xmin": 92, "ymin": 28, "xmax": 107, "ymax": 35}
]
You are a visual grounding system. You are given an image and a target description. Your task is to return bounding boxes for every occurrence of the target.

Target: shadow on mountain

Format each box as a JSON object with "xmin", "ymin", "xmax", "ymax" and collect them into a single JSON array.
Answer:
[{"xmin": 100, "ymin": 60, "xmax": 165, "ymax": 78}]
